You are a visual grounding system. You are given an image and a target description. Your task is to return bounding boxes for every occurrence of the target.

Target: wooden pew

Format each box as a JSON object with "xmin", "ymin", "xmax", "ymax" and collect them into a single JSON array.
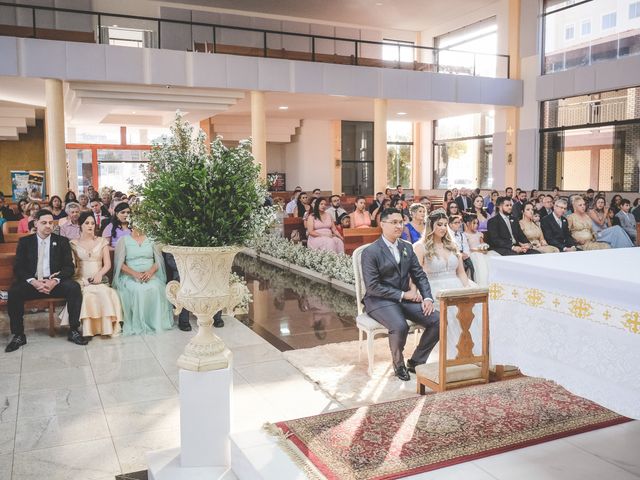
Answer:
[
  {"xmin": 637, "ymin": 223, "xmax": 640, "ymax": 246},
  {"xmin": 2, "ymin": 221, "xmax": 19, "ymax": 236},
  {"xmin": 0, "ymin": 243, "xmax": 18, "ymax": 254},
  {"xmin": 0, "ymin": 254, "xmax": 66, "ymax": 337},
  {"xmin": 283, "ymin": 217, "xmax": 306, "ymax": 243},
  {"xmin": 343, "ymin": 227, "xmax": 382, "ymax": 255}
]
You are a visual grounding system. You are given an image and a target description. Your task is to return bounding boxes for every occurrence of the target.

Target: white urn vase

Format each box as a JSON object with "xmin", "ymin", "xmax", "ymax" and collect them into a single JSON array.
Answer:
[{"xmin": 163, "ymin": 245, "xmax": 241, "ymax": 372}]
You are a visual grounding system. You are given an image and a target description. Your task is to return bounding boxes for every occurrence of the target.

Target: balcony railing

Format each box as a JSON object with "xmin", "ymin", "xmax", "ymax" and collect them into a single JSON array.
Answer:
[
  {"xmin": 557, "ymin": 97, "xmax": 628, "ymax": 127},
  {"xmin": 0, "ymin": 1, "xmax": 510, "ymax": 78}
]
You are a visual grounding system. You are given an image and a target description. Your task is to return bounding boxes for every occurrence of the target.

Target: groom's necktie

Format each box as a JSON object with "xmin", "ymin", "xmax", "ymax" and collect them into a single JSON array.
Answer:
[{"xmin": 389, "ymin": 243, "xmax": 400, "ymax": 263}]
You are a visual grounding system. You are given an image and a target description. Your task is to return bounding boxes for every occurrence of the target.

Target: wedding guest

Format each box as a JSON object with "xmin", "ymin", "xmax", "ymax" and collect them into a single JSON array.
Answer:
[
  {"xmin": 519, "ymin": 202, "xmax": 558, "ymax": 253},
  {"xmin": 17, "ymin": 199, "xmax": 28, "ymax": 219},
  {"xmin": 448, "ymin": 214, "xmax": 474, "ymax": 279},
  {"xmin": 486, "ymin": 190, "xmax": 499, "ymax": 216},
  {"xmin": 538, "ymin": 194, "xmax": 554, "ymax": 219},
  {"xmin": 511, "ymin": 190, "xmax": 526, "ymax": 220},
  {"xmin": 451, "ymin": 188, "xmax": 459, "ymax": 199},
  {"xmin": 78, "ymin": 193, "xmax": 90, "ymax": 212},
  {"xmin": 293, "ymin": 191, "xmax": 311, "ymax": 218},
  {"xmin": 113, "ymin": 225, "xmax": 174, "ymax": 335},
  {"xmin": 567, "ymin": 197, "xmax": 615, "ymax": 250},
  {"xmin": 505, "ymin": 187, "xmax": 514, "ymax": 199},
  {"xmin": 17, "ymin": 201, "xmax": 40, "ymax": 233},
  {"xmin": 552, "ymin": 186, "xmax": 560, "ymax": 200},
  {"xmin": 384, "ymin": 188, "xmax": 392, "ymax": 198},
  {"xmin": 486, "ymin": 196, "xmax": 538, "ymax": 255},
  {"xmin": 0, "ymin": 192, "xmax": 17, "ymax": 221},
  {"xmin": 372, "ymin": 198, "xmax": 391, "ymax": 226},
  {"xmin": 616, "ymin": 199, "xmax": 637, "ymax": 244},
  {"xmin": 541, "ymin": 198, "xmax": 579, "ymax": 252},
  {"xmin": 588, "ymin": 195, "xmax": 633, "ymax": 248},
  {"xmin": 464, "ymin": 214, "xmax": 485, "ymax": 251},
  {"xmin": 60, "ymin": 211, "xmax": 122, "ymax": 336},
  {"xmin": 100, "ymin": 188, "xmax": 113, "ymax": 214},
  {"xmin": 419, "ymin": 197, "xmax": 432, "ymax": 213},
  {"xmin": 285, "ymin": 189, "xmax": 301, "ymax": 216},
  {"xmin": 310, "ymin": 188, "xmax": 322, "ymax": 210},
  {"xmin": 102, "ymin": 202, "xmax": 131, "ymax": 248},
  {"xmin": 585, "ymin": 188, "xmax": 596, "ymax": 209},
  {"xmin": 446, "ymin": 201, "xmax": 460, "ymax": 217},
  {"xmin": 336, "ymin": 212, "xmax": 351, "ymax": 236},
  {"xmin": 391, "ymin": 196, "xmax": 409, "ymax": 222},
  {"xmin": 306, "ymin": 197, "xmax": 344, "ymax": 253},
  {"xmin": 609, "ymin": 194, "xmax": 622, "ymax": 216},
  {"xmin": 464, "ymin": 213, "xmax": 497, "ymax": 286},
  {"xmin": 369, "ymin": 192, "xmax": 386, "ymax": 215},
  {"xmin": 530, "ymin": 189, "xmax": 538, "ymax": 205},
  {"xmin": 361, "ymin": 208, "xmax": 439, "ymax": 381},
  {"xmin": 350, "ymin": 196, "xmax": 372, "ymax": 228},
  {"xmin": 401, "ymin": 203, "xmax": 426, "ymax": 244},
  {"xmin": 443, "ymin": 190, "xmax": 453, "ymax": 210},
  {"xmin": 470, "ymin": 195, "xmax": 488, "ymax": 232},
  {"xmin": 393, "ymin": 184, "xmax": 405, "ymax": 202},
  {"xmin": 325, "ymin": 195, "xmax": 347, "ymax": 224},
  {"xmin": 59, "ymin": 202, "xmax": 82, "ymax": 240},
  {"xmin": 48, "ymin": 195, "xmax": 67, "ymax": 220},
  {"xmin": 633, "ymin": 199, "xmax": 640, "ymax": 223},
  {"xmin": 64, "ymin": 191, "xmax": 77, "ymax": 205},
  {"xmin": 454, "ymin": 188, "xmax": 472, "ymax": 211},
  {"xmin": 90, "ymin": 199, "xmax": 110, "ymax": 235},
  {"xmin": 5, "ymin": 209, "xmax": 87, "ymax": 352}
]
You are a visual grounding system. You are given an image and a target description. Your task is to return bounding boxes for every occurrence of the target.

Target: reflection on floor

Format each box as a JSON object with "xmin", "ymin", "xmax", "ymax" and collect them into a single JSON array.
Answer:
[{"xmin": 233, "ymin": 254, "xmax": 359, "ymax": 351}]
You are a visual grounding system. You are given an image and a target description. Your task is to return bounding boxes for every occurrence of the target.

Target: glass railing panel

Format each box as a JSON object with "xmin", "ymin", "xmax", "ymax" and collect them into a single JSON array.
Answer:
[{"xmin": 99, "ymin": 15, "xmax": 158, "ymax": 48}]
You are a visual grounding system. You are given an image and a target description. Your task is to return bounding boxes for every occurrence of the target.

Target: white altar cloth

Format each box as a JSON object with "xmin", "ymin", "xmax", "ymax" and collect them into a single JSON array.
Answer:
[{"xmin": 488, "ymin": 248, "xmax": 640, "ymax": 419}]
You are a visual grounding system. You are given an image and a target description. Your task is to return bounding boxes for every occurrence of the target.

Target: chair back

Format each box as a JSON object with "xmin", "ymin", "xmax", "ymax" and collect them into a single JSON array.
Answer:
[
  {"xmin": 2, "ymin": 221, "xmax": 19, "ymax": 235},
  {"xmin": 351, "ymin": 243, "xmax": 372, "ymax": 315}
]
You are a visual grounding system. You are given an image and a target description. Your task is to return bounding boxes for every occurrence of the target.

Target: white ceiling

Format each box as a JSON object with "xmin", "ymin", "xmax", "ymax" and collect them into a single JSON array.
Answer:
[{"xmin": 160, "ymin": 0, "xmax": 499, "ymax": 32}]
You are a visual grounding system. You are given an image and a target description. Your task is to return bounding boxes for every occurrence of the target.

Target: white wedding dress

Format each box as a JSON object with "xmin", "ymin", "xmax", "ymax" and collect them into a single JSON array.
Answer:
[{"xmin": 423, "ymin": 252, "xmax": 482, "ymax": 358}]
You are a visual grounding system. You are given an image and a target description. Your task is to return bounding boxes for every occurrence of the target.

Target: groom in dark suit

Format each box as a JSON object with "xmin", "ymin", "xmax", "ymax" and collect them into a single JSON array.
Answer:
[
  {"xmin": 361, "ymin": 208, "xmax": 440, "ymax": 381},
  {"xmin": 5, "ymin": 209, "xmax": 87, "ymax": 352}
]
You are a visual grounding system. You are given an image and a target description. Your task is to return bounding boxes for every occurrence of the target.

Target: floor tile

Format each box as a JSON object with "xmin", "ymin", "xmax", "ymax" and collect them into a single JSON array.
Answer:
[
  {"xmin": 98, "ymin": 376, "xmax": 177, "ymax": 408},
  {"xmin": 0, "ymin": 355, "xmax": 22, "ymax": 374},
  {"xmin": 112, "ymin": 427, "xmax": 179, "ymax": 473},
  {"xmin": 0, "ymin": 373, "xmax": 20, "ymax": 396},
  {"xmin": 21, "ymin": 349, "xmax": 89, "ymax": 373},
  {"xmin": 20, "ymin": 366, "xmax": 94, "ymax": 393},
  {"xmin": 91, "ymin": 358, "xmax": 166, "ymax": 385},
  {"xmin": 14, "ymin": 411, "xmax": 110, "ymax": 453},
  {"xmin": 18, "ymin": 385, "xmax": 102, "ymax": 419},
  {"xmin": 104, "ymin": 397, "xmax": 180, "ymax": 436},
  {"xmin": 474, "ymin": 437, "xmax": 639, "ymax": 480},
  {"xmin": 0, "ymin": 452, "xmax": 13, "ymax": 478},
  {"xmin": 0, "ymin": 421, "xmax": 16, "ymax": 455},
  {"xmin": 229, "ymin": 343, "xmax": 283, "ymax": 367},
  {"xmin": 0, "ymin": 394, "xmax": 18, "ymax": 423},
  {"xmin": 87, "ymin": 342, "xmax": 154, "ymax": 365},
  {"xmin": 12, "ymin": 437, "xmax": 120, "ymax": 480}
]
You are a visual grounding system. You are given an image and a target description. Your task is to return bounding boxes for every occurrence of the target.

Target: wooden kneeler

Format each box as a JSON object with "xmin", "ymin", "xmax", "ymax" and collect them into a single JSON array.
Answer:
[{"xmin": 416, "ymin": 287, "xmax": 490, "ymax": 394}]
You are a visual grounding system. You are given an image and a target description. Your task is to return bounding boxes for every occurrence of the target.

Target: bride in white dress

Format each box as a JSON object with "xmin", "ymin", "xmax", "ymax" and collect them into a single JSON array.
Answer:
[{"xmin": 413, "ymin": 210, "xmax": 482, "ymax": 358}]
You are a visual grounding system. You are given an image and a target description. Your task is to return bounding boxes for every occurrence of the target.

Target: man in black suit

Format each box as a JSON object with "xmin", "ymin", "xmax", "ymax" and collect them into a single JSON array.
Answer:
[
  {"xmin": 540, "ymin": 198, "xmax": 579, "ymax": 252},
  {"xmin": 5, "ymin": 209, "xmax": 87, "ymax": 352},
  {"xmin": 486, "ymin": 196, "xmax": 539, "ymax": 255},
  {"xmin": 90, "ymin": 199, "xmax": 110, "ymax": 235},
  {"xmin": 368, "ymin": 192, "xmax": 385, "ymax": 215},
  {"xmin": 454, "ymin": 188, "xmax": 472, "ymax": 211},
  {"xmin": 537, "ymin": 194, "xmax": 554, "ymax": 219},
  {"xmin": 361, "ymin": 208, "xmax": 440, "ymax": 381},
  {"xmin": 511, "ymin": 190, "xmax": 527, "ymax": 220}
]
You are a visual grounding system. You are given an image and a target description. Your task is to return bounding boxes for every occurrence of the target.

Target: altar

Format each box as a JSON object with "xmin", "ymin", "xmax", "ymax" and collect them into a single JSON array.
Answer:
[{"xmin": 488, "ymin": 248, "xmax": 640, "ymax": 420}]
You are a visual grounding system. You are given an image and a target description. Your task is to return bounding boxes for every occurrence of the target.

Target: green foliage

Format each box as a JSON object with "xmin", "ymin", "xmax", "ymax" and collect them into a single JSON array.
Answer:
[{"xmin": 134, "ymin": 113, "xmax": 274, "ymax": 247}]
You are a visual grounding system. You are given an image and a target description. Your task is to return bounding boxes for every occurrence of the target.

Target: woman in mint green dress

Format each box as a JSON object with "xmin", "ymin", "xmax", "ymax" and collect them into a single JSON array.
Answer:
[{"xmin": 113, "ymin": 228, "xmax": 174, "ymax": 335}]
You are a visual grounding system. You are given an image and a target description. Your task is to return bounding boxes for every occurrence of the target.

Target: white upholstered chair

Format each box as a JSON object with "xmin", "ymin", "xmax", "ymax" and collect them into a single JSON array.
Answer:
[{"xmin": 352, "ymin": 243, "xmax": 423, "ymax": 377}]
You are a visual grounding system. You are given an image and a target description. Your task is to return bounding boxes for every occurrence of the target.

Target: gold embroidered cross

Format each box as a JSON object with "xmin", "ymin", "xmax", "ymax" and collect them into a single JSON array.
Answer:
[
  {"xmin": 602, "ymin": 310, "xmax": 611, "ymax": 321},
  {"xmin": 622, "ymin": 312, "xmax": 640, "ymax": 334},
  {"xmin": 553, "ymin": 298, "xmax": 561, "ymax": 308},
  {"xmin": 512, "ymin": 289, "xmax": 519, "ymax": 298}
]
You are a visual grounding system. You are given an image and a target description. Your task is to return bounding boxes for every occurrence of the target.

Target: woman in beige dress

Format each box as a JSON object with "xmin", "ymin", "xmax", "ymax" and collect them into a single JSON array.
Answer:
[
  {"xmin": 567, "ymin": 197, "xmax": 610, "ymax": 251},
  {"xmin": 519, "ymin": 202, "xmax": 559, "ymax": 253},
  {"xmin": 61, "ymin": 211, "xmax": 122, "ymax": 336}
]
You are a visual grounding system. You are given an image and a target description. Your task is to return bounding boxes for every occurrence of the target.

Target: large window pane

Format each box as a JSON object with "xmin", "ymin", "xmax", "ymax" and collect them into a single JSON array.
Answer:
[
  {"xmin": 97, "ymin": 149, "xmax": 149, "ymax": 192},
  {"xmin": 387, "ymin": 144, "xmax": 412, "ymax": 188},
  {"xmin": 66, "ymin": 149, "xmax": 93, "ymax": 194},
  {"xmin": 543, "ymin": 0, "xmax": 640, "ymax": 74}
]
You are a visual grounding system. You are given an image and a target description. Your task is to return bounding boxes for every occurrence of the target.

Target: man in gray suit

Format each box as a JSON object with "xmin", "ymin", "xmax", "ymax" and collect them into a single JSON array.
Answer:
[{"xmin": 361, "ymin": 208, "xmax": 440, "ymax": 381}]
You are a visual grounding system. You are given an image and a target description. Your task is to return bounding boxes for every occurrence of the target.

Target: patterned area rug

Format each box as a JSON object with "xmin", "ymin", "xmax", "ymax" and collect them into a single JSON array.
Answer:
[{"xmin": 267, "ymin": 377, "xmax": 629, "ymax": 480}]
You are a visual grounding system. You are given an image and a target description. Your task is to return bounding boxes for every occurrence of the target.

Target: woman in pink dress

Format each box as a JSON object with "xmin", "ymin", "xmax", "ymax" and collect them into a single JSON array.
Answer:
[{"xmin": 306, "ymin": 197, "xmax": 345, "ymax": 253}]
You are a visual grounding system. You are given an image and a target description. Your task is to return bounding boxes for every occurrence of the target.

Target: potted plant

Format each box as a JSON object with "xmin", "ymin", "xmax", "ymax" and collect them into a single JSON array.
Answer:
[{"xmin": 135, "ymin": 113, "xmax": 273, "ymax": 371}]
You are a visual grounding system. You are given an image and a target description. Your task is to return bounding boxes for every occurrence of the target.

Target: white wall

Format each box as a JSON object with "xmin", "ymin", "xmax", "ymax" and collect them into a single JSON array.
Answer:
[
  {"xmin": 283, "ymin": 119, "xmax": 333, "ymax": 191},
  {"xmin": 266, "ymin": 143, "xmax": 285, "ymax": 173}
]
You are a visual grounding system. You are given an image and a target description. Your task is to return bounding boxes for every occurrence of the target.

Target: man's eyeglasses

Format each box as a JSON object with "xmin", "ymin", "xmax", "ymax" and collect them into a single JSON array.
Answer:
[{"xmin": 382, "ymin": 220, "xmax": 404, "ymax": 226}]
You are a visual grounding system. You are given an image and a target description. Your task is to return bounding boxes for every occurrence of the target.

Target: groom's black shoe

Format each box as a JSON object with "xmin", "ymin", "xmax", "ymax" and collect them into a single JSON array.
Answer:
[
  {"xmin": 394, "ymin": 364, "xmax": 411, "ymax": 381},
  {"xmin": 213, "ymin": 311, "xmax": 224, "ymax": 328},
  {"xmin": 178, "ymin": 322, "xmax": 192, "ymax": 332},
  {"xmin": 5, "ymin": 334, "xmax": 26, "ymax": 353},
  {"xmin": 406, "ymin": 359, "xmax": 424, "ymax": 374},
  {"xmin": 67, "ymin": 330, "xmax": 89, "ymax": 346}
]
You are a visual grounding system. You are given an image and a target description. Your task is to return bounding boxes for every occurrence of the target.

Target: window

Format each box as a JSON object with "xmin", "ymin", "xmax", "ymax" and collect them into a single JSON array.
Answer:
[
  {"xmin": 433, "ymin": 112, "xmax": 494, "ymax": 189},
  {"xmin": 602, "ymin": 12, "xmax": 617, "ymax": 29},
  {"xmin": 543, "ymin": 1, "xmax": 640, "ymax": 74},
  {"xmin": 581, "ymin": 20, "xmax": 591, "ymax": 36},
  {"xmin": 539, "ymin": 87, "xmax": 640, "ymax": 192},
  {"xmin": 565, "ymin": 24, "xmax": 575, "ymax": 40},
  {"xmin": 387, "ymin": 122, "xmax": 413, "ymax": 188},
  {"xmin": 382, "ymin": 39, "xmax": 414, "ymax": 63}
]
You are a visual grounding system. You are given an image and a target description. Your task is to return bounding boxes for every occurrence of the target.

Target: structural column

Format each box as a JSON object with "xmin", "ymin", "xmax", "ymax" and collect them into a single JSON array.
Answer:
[
  {"xmin": 374, "ymin": 98, "xmax": 388, "ymax": 193},
  {"xmin": 250, "ymin": 91, "xmax": 267, "ymax": 182},
  {"xmin": 44, "ymin": 79, "xmax": 67, "ymax": 197}
]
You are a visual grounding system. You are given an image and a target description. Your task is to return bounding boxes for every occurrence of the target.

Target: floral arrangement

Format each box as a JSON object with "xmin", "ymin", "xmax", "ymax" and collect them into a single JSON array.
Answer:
[
  {"xmin": 133, "ymin": 113, "xmax": 275, "ymax": 247},
  {"xmin": 229, "ymin": 272, "xmax": 252, "ymax": 314},
  {"xmin": 247, "ymin": 234, "xmax": 355, "ymax": 285}
]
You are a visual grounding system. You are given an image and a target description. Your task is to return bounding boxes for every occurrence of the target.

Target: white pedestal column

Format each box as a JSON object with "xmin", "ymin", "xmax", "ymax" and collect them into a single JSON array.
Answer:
[
  {"xmin": 374, "ymin": 98, "xmax": 388, "ymax": 193},
  {"xmin": 44, "ymin": 79, "xmax": 68, "ymax": 197},
  {"xmin": 147, "ymin": 357, "xmax": 234, "ymax": 480}
]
